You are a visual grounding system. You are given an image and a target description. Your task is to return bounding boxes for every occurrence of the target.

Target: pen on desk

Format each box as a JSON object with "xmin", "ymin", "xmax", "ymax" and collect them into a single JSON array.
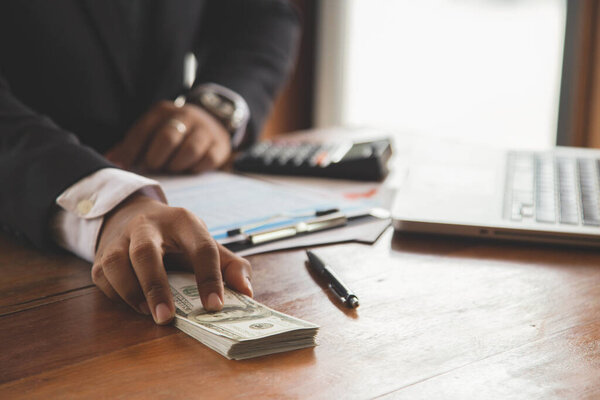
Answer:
[{"xmin": 306, "ymin": 250, "xmax": 359, "ymax": 309}]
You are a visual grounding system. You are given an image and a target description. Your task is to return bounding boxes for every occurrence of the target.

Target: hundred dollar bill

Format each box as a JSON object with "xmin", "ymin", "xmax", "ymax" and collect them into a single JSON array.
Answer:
[{"xmin": 168, "ymin": 273, "xmax": 318, "ymax": 360}]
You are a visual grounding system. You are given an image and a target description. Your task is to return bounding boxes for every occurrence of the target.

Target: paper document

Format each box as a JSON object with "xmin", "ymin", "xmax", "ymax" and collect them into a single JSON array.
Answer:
[{"xmin": 156, "ymin": 172, "xmax": 376, "ymax": 241}]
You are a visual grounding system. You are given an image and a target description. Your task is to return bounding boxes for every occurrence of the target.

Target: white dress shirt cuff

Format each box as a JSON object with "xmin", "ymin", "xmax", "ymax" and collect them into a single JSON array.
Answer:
[{"xmin": 51, "ymin": 168, "xmax": 166, "ymax": 263}]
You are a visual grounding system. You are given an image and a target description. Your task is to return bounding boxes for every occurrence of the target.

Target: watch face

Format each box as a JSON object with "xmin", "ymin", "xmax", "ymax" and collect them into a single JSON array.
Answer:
[
  {"xmin": 200, "ymin": 91, "xmax": 234, "ymax": 119},
  {"xmin": 200, "ymin": 91, "xmax": 220, "ymax": 108},
  {"xmin": 217, "ymin": 102, "xmax": 234, "ymax": 118},
  {"xmin": 191, "ymin": 85, "xmax": 250, "ymax": 136}
]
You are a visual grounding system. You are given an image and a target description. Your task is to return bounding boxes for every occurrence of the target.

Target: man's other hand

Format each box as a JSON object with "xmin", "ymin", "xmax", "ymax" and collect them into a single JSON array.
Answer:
[
  {"xmin": 105, "ymin": 101, "xmax": 232, "ymax": 174},
  {"xmin": 92, "ymin": 194, "xmax": 253, "ymax": 325}
]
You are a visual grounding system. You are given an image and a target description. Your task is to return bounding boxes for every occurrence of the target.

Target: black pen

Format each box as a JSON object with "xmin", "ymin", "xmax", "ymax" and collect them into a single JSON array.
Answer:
[{"xmin": 306, "ymin": 250, "xmax": 359, "ymax": 308}]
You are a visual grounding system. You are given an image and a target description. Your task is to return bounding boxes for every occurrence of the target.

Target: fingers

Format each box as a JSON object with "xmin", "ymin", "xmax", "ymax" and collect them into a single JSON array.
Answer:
[
  {"xmin": 144, "ymin": 113, "xmax": 196, "ymax": 171},
  {"xmin": 165, "ymin": 127, "xmax": 212, "ymax": 172},
  {"xmin": 165, "ymin": 107, "xmax": 232, "ymax": 173},
  {"xmin": 92, "ymin": 193, "xmax": 250, "ymax": 325},
  {"xmin": 107, "ymin": 101, "xmax": 176, "ymax": 168},
  {"xmin": 106, "ymin": 101, "xmax": 232, "ymax": 173},
  {"xmin": 172, "ymin": 208, "xmax": 224, "ymax": 311},
  {"xmin": 92, "ymin": 236, "xmax": 150, "ymax": 315},
  {"xmin": 191, "ymin": 239, "xmax": 224, "ymax": 311},
  {"xmin": 129, "ymin": 223, "xmax": 175, "ymax": 325},
  {"xmin": 218, "ymin": 243, "xmax": 253, "ymax": 297},
  {"xmin": 93, "ymin": 239, "xmax": 252, "ymax": 318},
  {"xmin": 91, "ymin": 262, "xmax": 121, "ymax": 302},
  {"xmin": 189, "ymin": 130, "xmax": 231, "ymax": 174},
  {"xmin": 99, "ymin": 242, "xmax": 150, "ymax": 315}
]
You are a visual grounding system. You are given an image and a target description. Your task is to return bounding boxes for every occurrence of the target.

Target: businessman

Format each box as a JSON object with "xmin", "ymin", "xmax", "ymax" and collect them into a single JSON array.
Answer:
[{"xmin": 0, "ymin": 1, "xmax": 300, "ymax": 324}]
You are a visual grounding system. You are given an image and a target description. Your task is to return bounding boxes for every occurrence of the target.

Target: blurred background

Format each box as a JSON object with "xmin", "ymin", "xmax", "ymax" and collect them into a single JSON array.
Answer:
[{"xmin": 264, "ymin": 0, "xmax": 600, "ymax": 150}]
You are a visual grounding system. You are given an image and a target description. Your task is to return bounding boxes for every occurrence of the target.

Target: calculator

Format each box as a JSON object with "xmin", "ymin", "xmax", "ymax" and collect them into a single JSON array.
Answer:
[{"xmin": 233, "ymin": 138, "xmax": 392, "ymax": 181}]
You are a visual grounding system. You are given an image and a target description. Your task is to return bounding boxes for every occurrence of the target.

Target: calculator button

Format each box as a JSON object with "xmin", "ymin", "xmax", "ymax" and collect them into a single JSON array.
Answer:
[
  {"xmin": 249, "ymin": 142, "xmax": 271, "ymax": 158},
  {"xmin": 292, "ymin": 144, "xmax": 320, "ymax": 166},
  {"xmin": 262, "ymin": 145, "xmax": 285, "ymax": 165},
  {"xmin": 277, "ymin": 147, "xmax": 298, "ymax": 164}
]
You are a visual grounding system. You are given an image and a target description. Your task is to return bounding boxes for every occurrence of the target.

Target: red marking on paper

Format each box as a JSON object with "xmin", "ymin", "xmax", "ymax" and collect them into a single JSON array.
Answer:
[{"xmin": 343, "ymin": 188, "xmax": 378, "ymax": 200}]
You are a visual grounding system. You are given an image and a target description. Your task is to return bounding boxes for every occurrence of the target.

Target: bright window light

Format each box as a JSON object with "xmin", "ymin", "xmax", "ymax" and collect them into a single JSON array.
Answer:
[{"xmin": 316, "ymin": 0, "xmax": 566, "ymax": 149}]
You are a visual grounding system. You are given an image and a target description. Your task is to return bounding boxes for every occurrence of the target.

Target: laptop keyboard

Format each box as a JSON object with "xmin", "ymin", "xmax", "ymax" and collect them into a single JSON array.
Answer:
[{"xmin": 505, "ymin": 152, "xmax": 600, "ymax": 226}]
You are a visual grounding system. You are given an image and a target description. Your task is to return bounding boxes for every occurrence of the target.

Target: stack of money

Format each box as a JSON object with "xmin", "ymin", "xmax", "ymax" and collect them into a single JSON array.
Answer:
[{"xmin": 168, "ymin": 273, "xmax": 319, "ymax": 360}]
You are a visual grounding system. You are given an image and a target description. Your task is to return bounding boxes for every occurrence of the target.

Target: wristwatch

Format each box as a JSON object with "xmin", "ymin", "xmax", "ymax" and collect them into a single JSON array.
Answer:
[{"xmin": 185, "ymin": 83, "xmax": 250, "ymax": 149}]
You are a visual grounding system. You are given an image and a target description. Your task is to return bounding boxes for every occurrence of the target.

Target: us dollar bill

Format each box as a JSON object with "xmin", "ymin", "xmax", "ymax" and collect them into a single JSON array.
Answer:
[{"xmin": 168, "ymin": 273, "xmax": 318, "ymax": 359}]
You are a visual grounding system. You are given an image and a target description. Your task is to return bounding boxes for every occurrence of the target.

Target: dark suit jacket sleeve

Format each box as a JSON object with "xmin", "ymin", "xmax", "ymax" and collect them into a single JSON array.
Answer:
[
  {"xmin": 0, "ymin": 74, "xmax": 112, "ymax": 249},
  {"xmin": 193, "ymin": 0, "xmax": 301, "ymax": 145}
]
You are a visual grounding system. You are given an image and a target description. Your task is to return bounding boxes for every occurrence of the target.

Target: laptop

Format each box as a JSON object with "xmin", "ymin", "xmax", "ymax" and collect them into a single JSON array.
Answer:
[{"xmin": 391, "ymin": 140, "xmax": 600, "ymax": 247}]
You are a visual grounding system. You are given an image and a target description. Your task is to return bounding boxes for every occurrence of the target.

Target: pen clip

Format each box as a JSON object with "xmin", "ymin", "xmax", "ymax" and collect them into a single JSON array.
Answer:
[{"xmin": 327, "ymin": 283, "xmax": 345, "ymax": 299}]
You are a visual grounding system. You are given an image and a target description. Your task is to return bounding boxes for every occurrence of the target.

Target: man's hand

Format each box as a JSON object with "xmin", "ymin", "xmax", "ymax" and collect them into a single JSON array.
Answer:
[
  {"xmin": 105, "ymin": 101, "xmax": 232, "ymax": 174},
  {"xmin": 92, "ymin": 194, "xmax": 252, "ymax": 325}
]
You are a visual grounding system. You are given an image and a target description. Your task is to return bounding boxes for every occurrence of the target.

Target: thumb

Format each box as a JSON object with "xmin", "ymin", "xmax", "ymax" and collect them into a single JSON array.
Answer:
[{"xmin": 219, "ymin": 244, "xmax": 253, "ymax": 297}]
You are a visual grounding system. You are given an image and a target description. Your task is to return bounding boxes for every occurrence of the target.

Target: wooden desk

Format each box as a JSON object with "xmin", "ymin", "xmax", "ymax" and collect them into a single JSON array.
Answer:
[{"xmin": 2, "ymin": 222, "xmax": 600, "ymax": 399}]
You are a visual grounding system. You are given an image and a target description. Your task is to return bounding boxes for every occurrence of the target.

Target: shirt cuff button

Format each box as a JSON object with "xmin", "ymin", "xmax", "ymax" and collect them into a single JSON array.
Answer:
[{"xmin": 77, "ymin": 199, "xmax": 95, "ymax": 216}]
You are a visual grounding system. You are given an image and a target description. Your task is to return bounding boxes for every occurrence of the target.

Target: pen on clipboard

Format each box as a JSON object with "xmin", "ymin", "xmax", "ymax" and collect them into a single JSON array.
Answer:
[
  {"xmin": 226, "ymin": 208, "xmax": 340, "ymax": 237},
  {"xmin": 306, "ymin": 250, "xmax": 359, "ymax": 309},
  {"xmin": 223, "ymin": 211, "xmax": 348, "ymax": 248}
]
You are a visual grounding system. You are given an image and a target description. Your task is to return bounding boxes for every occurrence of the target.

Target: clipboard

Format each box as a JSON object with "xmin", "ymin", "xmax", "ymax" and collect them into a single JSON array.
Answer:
[{"xmin": 155, "ymin": 171, "xmax": 391, "ymax": 254}]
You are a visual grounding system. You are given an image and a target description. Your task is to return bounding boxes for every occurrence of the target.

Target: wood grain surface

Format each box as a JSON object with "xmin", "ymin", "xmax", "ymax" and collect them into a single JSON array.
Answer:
[
  {"xmin": 0, "ymin": 235, "xmax": 92, "ymax": 316},
  {"xmin": 1, "ymin": 227, "xmax": 600, "ymax": 399}
]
